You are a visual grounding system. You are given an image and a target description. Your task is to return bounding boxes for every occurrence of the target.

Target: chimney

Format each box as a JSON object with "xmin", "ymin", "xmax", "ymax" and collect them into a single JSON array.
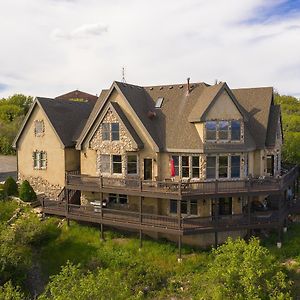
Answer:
[{"xmin": 187, "ymin": 77, "xmax": 191, "ymax": 94}]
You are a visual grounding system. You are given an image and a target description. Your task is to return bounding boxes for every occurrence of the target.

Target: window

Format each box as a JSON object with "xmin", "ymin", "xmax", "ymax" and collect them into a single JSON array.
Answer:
[
  {"xmin": 100, "ymin": 155, "xmax": 110, "ymax": 173},
  {"xmin": 231, "ymin": 120, "xmax": 241, "ymax": 141},
  {"xmin": 127, "ymin": 155, "xmax": 138, "ymax": 174},
  {"xmin": 192, "ymin": 156, "xmax": 200, "ymax": 178},
  {"xmin": 190, "ymin": 200, "xmax": 198, "ymax": 215},
  {"xmin": 181, "ymin": 200, "xmax": 188, "ymax": 214},
  {"xmin": 101, "ymin": 122, "xmax": 120, "ymax": 141},
  {"xmin": 231, "ymin": 156, "xmax": 240, "ymax": 178},
  {"xmin": 181, "ymin": 156, "xmax": 190, "ymax": 177},
  {"xmin": 219, "ymin": 121, "xmax": 229, "ymax": 140},
  {"xmin": 206, "ymin": 156, "xmax": 216, "ymax": 179},
  {"xmin": 33, "ymin": 151, "xmax": 47, "ymax": 170},
  {"xmin": 111, "ymin": 123, "xmax": 120, "ymax": 141},
  {"xmin": 155, "ymin": 97, "xmax": 164, "ymax": 108},
  {"xmin": 219, "ymin": 197, "xmax": 232, "ymax": 215},
  {"xmin": 219, "ymin": 156, "xmax": 228, "ymax": 178},
  {"xmin": 109, "ymin": 193, "xmax": 128, "ymax": 204},
  {"xmin": 34, "ymin": 120, "xmax": 44, "ymax": 137},
  {"xmin": 112, "ymin": 155, "xmax": 122, "ymax": 174},
  {"xmin": 206, "ymin": 121, "xmax": 217, "ymax": 140},
  {"xmin": 267, "ymin": 155, "xmax": 274, "ymax": 176},
  {"xmin": 170, "ymin": 200, "xmax": 178, "ymax": 214},
  {"xmin": 172, "ymin": 155, "xmax": 179, "ymax": 176},
  {"xmin": 101, "ymin": 123, "xmax": 110, "ymax": 141}
]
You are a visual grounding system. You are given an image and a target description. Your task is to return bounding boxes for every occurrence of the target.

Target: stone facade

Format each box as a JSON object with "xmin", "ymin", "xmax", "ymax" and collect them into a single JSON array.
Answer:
[
  {"xmin": 19, "ymin": 173, "xmax": 62, "ymax": 199},
  {"xmin": 89, "ymin": 109, "xmax": 138, "ymax": 176}
]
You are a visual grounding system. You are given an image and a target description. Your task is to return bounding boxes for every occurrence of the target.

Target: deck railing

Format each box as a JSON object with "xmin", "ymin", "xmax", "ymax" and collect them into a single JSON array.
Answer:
[
  {"xmin": 66, "ymin": 166, "xmax": 298, "ymax": 197},
  {"xmin": 42, "ymin": 199, "xmax": 289, "ymax": 234}
]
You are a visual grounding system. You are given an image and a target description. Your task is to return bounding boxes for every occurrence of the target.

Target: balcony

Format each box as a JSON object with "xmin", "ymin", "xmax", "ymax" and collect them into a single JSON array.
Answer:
[
  {"xmin": 41, "ymin": 199, "xmax": 292, "ymax": 236},
  {"xmin": 65, "ymin": 166, "xmax": 298, "ymax": 200}
]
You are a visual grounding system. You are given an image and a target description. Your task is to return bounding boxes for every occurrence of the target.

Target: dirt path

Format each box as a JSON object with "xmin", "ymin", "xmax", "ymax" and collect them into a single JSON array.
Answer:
[{"xmin": 0, "ymin": 155, "xmax": 17, "ymax": 182}]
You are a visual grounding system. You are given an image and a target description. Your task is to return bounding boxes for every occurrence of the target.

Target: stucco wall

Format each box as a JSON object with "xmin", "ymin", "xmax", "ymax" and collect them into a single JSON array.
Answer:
[{"xmin": 17, "ymin": 105, "xmax": 65, "ymax": 197}]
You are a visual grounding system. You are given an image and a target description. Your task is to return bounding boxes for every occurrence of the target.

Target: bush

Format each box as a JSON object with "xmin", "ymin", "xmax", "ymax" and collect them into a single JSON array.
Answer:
[
  {"xmin": 3, "ymin": 177, "xmax": 18, "ymax": 197},
  {"xmin": 0, "ymin": 281, "xmax": 26, "ymax": 300},
  {"xmin": 19, "ymin": 181, "xmax": 36, "ymax": 202},
  {"xmin": 0, "ymin": 189, "xmax": 5, "ymax": 201},
  {"xmin": 0, "ymin": 136, "xmax": 15, "ymax": 155}
]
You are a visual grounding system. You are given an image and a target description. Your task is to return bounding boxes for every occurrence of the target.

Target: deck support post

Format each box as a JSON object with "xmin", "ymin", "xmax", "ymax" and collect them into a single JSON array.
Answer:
[
  {"xmin": 247, "ymin": 196, "xmax": 252, "ymax": 238},
  {"xmin": 66, "ymin": 189, "xmax": 70, "ymax": 227},
  {"xmin": 139, "ymin": 230, "xmax": 143, "ymax": 250},
  {"xmin": 100, "ymin": 223, "xmax": 105, "ymax": 241},
  {"xmin": 139, "ymin": 197, "xmax": 143, "ymax": 250},
  {"xmin": 277, "ymin": 193, "xmax": 284, "ymax": 248},
  {"xmin": 178, "ymin": 235, "xmax": 182, "ymax": 263},
  {"xmin": 214, "ymin": 198, "xmax": 219, "ymax": 248}
]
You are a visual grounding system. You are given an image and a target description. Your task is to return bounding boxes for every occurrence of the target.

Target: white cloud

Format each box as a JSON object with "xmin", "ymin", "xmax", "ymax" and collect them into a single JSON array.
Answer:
[
  {"xmin": 0, "ymin": 0, "xmax": 300, "ymax": 98},
  {"xmin": 51, "ymin": 23, "xmax": 108, "ymax": 40}
]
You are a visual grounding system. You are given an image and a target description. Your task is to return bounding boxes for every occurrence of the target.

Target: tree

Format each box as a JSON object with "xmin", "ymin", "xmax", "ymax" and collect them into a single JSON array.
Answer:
[
  {"xmin": 39, "ymin": 262, "xmax": 132, "ymax": 300},
  {"xmin": 0, "ymin": 105, "xmax": 23, "ymax": 123},
  {"xmin": 19, "ymin": 181, "xmax": 37, "ymax": 202},
  {"xmin": 194, "ymin": 238, "xmax": 292, "ymax": 299},
  {"xmin": 3, "ymin": 177, "xmax": 18, "ymax": 197}
]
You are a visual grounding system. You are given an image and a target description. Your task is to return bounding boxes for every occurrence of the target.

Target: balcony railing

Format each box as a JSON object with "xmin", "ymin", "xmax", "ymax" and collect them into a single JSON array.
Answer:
[
  {"xmin": 65, "ymin": 166, "xmax": 298, "ymax": 198},
  {"xmin": 42, "ymin": 199, "xmax": 289, "ymax": 235}
]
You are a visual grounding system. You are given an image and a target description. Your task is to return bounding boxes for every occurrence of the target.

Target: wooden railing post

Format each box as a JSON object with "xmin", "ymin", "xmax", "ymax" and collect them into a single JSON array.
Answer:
[
  {"xmin": 178, "ymin": 180, "xmax": 182, "ymax": 196},
  {"xmin": 99, "ymin": 176, "xmax": 103, "ymax": 189},
  {"xmin": 139, "ymin": 179, "xmax": 143, "ymax": 192},
  {"xmin": 215, "ymin": 180, "xmax": 218, "ymax": 194}
]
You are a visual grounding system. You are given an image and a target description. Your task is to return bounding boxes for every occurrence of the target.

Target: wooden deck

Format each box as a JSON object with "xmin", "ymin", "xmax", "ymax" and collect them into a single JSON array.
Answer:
[
  {"xmin": 42, "ymin": 200, "xmax": 290, "ymax": 235},
  {"xmin": 65, "ymin": 166, "xmax": 298, "ymax": 199}
]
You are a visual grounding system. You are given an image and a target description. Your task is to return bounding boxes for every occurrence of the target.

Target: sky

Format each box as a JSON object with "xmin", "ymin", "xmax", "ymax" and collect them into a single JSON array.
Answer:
[{"xmin": 0, "ymin": 0, "xmax": 300, "ymax": 98}]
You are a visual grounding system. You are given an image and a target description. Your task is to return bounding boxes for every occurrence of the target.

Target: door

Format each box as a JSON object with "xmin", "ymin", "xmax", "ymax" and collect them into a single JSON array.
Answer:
[{"xmin": 144, "ymin": 158, "xmax": 153, "ymax": 180}]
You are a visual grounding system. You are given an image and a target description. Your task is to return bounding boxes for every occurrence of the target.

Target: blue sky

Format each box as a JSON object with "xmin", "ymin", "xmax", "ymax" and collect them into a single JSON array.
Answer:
[{"xmin": 0, "ymin": 0, "xmax": 300, "ymax": 98}]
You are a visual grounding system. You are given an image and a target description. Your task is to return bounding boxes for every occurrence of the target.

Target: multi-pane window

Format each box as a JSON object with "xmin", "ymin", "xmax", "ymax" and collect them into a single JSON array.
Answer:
[
  {"xmin": 101, "ymin": 122, "xmax": 120, "ymax": 141},
  {"xmin": 100, "ymin": 154, "xmax": 110, "ymax": 173},
  {"xmin": 219, "ymin": 197, "xmax": 232, "ymax": 215},
  {"xmin": 170, "ymin": 200, "xmax": 198, "ymax": 215},
  {"xmin": 101, "ymin": 123, "xmax": 110, "ymax": 140},
  {"xmin": 267, "ymin": 155, "xmax": 274, "ymax": 176},
  {"xmin": 181, "ymin": 156, "xmax": 190, "ymax": 178},
  {"xmin": 231, "ymin": 120, "xmax": 241, "ymax": 140},
  {"xmin": 192, "ymin": 156, "xmax": 200, "ymax": 178},
  {"xmin": 205, "ymin": 120, "xmax": 241, "ymax": 141},
  {"xmin": 100, "ymin": 154, "xmax": 123, "ymax": 174},
  {"xmin": 34, "ymin": 120, "xmax": 44, "ymax": 137},
  {"xmin": 172, "ymin": 155, "xmax": 180, "ymax": 176},
  {"xmin": 231, "ymin": 156, "xmax": 240, "ymax": 178},
  {"xmin": 112, "ymin": 155, "xmax": 122, "ymax": 174},
  {"xmin": 111, "ymin": 123, "xmax": 120, "ymax": 141},
  {"xmin": 127, "ymin": 155, "xmax": 138, "ymax": 174},
  {"xmin": 33, "ymin": 151, "xmax": 47, "ymax": 170},
  {"xmin": 219, "ymin": 156, "xmax": 228, "ymax": 178},
  {"xmin": 219, "ymin": 121, "xmax": 229, "ymax": 140},
  {"xmin": 206, "ymin": 156, "xmax": 216, "ymax": 179},
  {"xmin": 206, "ymin": 121, "xmax": 217, "ymax": 140},
  {"xmin": 109, "ymin": 193, "xmax": 128, "ymax": 204}
]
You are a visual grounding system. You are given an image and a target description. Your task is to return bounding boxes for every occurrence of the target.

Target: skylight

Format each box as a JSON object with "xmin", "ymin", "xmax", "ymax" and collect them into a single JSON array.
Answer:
[{"xmin": 155, "ymin": 97, "xmax": 164, "ymax": 108}]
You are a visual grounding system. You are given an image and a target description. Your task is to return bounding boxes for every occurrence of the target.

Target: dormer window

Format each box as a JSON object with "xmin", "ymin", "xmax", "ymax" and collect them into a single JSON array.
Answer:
[
  {"xmin": 34, "ymin": 120, "xmax": 44, "ymax": 137},
  {"xmin": 231, "ymin": 121, "xmax": 241, "ymax": 140},
  {"xmin": 206, "ymin": 121, "xmax": 217, "ymax": 140},
  {"xmin": 101, "ymin": 122, "xmax": 120, "ymax": 141}
]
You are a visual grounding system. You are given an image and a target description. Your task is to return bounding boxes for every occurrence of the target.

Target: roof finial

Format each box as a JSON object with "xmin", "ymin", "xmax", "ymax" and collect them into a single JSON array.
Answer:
[{"xmin": 122, "ymin": 67, "xmax": 126, "ymax": 83}]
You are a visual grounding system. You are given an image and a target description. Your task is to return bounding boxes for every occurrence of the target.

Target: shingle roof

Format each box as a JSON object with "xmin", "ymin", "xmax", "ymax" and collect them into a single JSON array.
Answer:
[
  {"xmin": 77, "ymin": 81, "xmax": 276, "ymax": 152},
  {"xmin": 232, "ymin": 87, "xmax": 274, "ymax": 149},
  {"xmin": 37, "ymin": 97, "xmax": 96, "ymax": 147},
  {"xmin": 265, "ymin": 105, "xmax": 281, "ymax": 147},
  {"xmin": 55, "ymin": 90, "xmax": 98, "ymax": 103}
]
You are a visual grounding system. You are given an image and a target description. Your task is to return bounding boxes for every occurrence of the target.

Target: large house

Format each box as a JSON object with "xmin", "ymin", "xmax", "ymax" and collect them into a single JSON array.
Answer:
[{"xmin": 13, "ymin": 81, "xmax": 298, "ymax": 254}]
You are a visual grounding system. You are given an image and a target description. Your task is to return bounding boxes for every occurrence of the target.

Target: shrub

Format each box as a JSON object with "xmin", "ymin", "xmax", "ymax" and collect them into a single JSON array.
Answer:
[
  {"xmin": 19, "ymin": 180, "xmax": 36, "ymax": 202},
  {"xmin": 0, "ymin": 189, "xmax": 5, "ymax": 201},
  {"xmin": 0, "ymin": 281, "xmax": 26, "ymax": 300},
  {"xmin": 3, "ymin": 177, "xmax": 18, "ymax": 197}
]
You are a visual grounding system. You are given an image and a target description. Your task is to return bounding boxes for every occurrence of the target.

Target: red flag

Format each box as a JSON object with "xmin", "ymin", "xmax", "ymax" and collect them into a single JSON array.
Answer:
[{"xmin": 170, "ymin": 158, "xmax": 175, "ymax": 177}]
